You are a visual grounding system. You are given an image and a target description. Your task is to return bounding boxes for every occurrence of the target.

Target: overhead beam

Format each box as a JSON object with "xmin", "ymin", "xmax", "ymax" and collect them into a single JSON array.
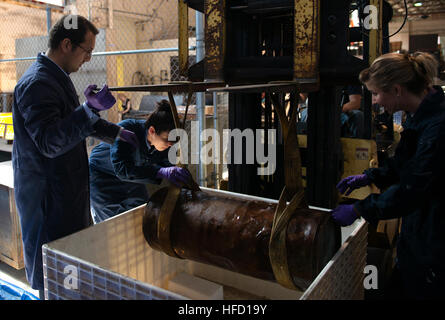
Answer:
[
  {"xmin": 108, "ymin": 81, "xmax": 225, "ymax": 93},
  {"xmin": 0, "ymin": 0, "xmax": 64, "ymax": 11},
  {"xmin": 293, "ymin": 0, "xmax": 320, "ymax": 87}
]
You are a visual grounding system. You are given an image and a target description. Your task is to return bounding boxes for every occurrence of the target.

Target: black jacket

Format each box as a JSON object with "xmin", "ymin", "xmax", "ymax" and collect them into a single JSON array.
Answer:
[
  {"xmin": 89, "ymin": 119, "xmax": 171, "ymax": 223},
  {"xmin": 355, "ymin": 86, "xmax": 445, "ymax": 298}
]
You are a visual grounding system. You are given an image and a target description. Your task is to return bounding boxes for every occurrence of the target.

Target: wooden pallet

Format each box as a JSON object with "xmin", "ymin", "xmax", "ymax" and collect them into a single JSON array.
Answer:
[{"xmin": 0, "ymin": 161, "xmax": 24, "ymax": 270}]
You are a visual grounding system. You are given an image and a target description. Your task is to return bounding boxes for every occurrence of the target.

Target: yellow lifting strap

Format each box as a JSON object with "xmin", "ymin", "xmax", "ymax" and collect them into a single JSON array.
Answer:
[
  {"xmin": 268, "ymin": 86, "xmax": 307, "ymax": 290},
  {"xmin": 156, "ymin": 86, "xmax": 200, "ymax": 259},
  {"xmin": 269, "ymin": 187, "xmax": 305, "ymax": 290}
]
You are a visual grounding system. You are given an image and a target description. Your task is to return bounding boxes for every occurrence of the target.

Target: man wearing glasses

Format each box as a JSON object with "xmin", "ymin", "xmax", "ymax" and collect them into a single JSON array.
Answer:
[{"xmin": 12, "ymin": 15, "xmax": 138, "ymax": 299}]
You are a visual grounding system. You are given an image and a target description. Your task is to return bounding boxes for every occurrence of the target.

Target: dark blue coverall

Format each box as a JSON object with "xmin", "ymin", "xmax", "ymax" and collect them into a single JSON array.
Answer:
[
  {"xmin": 12, "ymin": 53, "xmax": 121, "ymax": 291},
  {"xmin": 89, "ymin": 119, "xmax": 172, "ymax": 223},
  {"xmin": 355, "ymin": 86, "xmax": 445, "ymax": 299}
]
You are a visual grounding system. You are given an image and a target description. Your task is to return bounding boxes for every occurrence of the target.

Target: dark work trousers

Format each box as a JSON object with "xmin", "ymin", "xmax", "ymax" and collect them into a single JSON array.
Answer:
[
  {"xmin": 383, "ymin": 266, "xmax": 405, "ymax": 300},
  {"xmin": 384, "ymin": 265, "xmax": 445, "ymax": 300}
]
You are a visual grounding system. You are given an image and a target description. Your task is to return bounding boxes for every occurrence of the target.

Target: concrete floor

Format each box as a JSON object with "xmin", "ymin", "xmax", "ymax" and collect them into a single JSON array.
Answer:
[
  {"xmin": 0, "ymin": 261, "xmax": 39, "ymax": 298},
  {"xmin": 0, "ymin": 140, "xmax": 12, "ymax": 154}
]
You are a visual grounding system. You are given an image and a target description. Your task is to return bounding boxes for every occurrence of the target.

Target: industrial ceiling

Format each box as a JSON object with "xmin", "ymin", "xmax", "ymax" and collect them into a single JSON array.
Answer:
[{"xmin": 386, "ymin": 0, "xmax": 445, "ymax": 17}]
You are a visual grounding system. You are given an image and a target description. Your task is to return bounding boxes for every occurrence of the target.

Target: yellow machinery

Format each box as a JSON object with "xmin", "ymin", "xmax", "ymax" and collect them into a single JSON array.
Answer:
[
  {"xmin": 0, "ymin": 112, "xmax": 14, "ymax": 141},
  {"xmin": 180, "ymin": 0, "xmax": 400, "ymax": 294}
]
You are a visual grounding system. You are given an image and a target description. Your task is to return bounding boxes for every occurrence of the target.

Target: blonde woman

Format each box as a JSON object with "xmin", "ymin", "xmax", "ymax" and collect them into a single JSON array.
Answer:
[{"xmin": 332, "ymin": 52, "xmax": 445, "ymax": 299}]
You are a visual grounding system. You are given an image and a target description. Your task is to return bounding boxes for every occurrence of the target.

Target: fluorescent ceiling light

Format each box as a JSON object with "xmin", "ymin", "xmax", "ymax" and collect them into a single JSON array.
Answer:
[
  {"xmin": 414, "ymin": 2, "xmax": 423, "ymax": 7},
  {"xmin": 37, "ymin": 0, "xmax": 65, "ymax": 7}
]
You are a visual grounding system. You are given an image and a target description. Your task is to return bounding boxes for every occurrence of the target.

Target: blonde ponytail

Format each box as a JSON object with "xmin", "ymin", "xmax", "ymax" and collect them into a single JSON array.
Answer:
[
  {"xmin": 411, "ymin": 52, "xmax": 438, "ymax": 86},
  {"xmin": 359, "ymin": 52, "xmax": 438, "ymax": 95}
]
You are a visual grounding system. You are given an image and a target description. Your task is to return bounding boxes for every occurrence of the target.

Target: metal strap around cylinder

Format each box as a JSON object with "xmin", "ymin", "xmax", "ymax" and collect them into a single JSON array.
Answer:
[
  {"xmin": 156, "ymin": 89, "xmax": 200, "ymax": 258},
  {"xmin": 157, "ymin": 185, "xmax": 182, "ymax": 258},
  {"xmin": 268, "ymin": 87, "xmax": 307, "ymax": 290},
  {"xmin": 269, "ymin": 187, "xmax": 305, "ymax": 290},
  {"xmin": 155, "ymin": 91, "xmax": 183, "ymax": 258}
]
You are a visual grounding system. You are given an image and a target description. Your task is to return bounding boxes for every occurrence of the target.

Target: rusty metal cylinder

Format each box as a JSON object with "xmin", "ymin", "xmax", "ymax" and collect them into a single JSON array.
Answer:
[{"xmin": 142, "ymin": 188, "xmax": 341, "ymax": 289}]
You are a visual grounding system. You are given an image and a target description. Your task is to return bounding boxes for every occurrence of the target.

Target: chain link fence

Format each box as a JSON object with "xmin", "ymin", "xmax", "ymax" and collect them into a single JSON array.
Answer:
[
  {"xmin": 0, "ymin": 0, "xmax": 229, "ymax": 188},
  {"xmin": 0, "ymin": 0, "xmax": 197, "ymax": 122}
]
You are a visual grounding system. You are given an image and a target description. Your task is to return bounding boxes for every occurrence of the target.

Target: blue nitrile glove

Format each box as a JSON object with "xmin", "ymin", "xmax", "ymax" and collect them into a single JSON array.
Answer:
[
  {"xmin": 331, "ymin": 204, "xmax": 360, "ymax": 226},
  {"xmin": 84, "ymin": 84, "xmax": 116, "ymax": 111},
  {"xmin": 156, "ymin": 167, "xmax": 192, "ymax": 188},
  {"xmin": 336, "ymin": 174, "xmax": 370, "ymax": 196},
  {"xmin": 118, "ymin": 129, "xmax": 139, "ymax": 149}
]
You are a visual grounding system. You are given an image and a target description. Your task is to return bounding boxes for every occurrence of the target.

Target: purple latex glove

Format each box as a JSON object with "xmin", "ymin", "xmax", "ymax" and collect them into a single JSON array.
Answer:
[
  {"xmin": 84, "ymin": 84, "xmax": 116, "ymax": 111},
  {"xmin": 118, "ymin": 129, "xmax": 139, "ymax": 149},
  {"xmin": 331, "ymin": 204, "xmax": 360, "ymax": 226},
  {"xmin": 156, "ymin": 166, "xmax": 192, "ymax": 188},
  {"xmin": 336, "ymin": 174, "xmax": 370, "ymax": 196}
]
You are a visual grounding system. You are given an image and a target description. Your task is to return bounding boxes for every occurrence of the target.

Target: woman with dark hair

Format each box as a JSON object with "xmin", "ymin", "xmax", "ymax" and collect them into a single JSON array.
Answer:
[
  {"xmin": 89, "ymin": 100, "xmax": 193, "ymax": 223},
  {"xmin": 331, "ymin": 52, "xmax": 445, "ymax": 299}
]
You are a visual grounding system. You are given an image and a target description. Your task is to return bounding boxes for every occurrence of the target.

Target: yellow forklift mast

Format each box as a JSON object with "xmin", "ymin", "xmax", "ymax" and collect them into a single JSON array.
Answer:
[{"xmin": 179, "ymin": 1, "xmax": 401, "ymax": 294}]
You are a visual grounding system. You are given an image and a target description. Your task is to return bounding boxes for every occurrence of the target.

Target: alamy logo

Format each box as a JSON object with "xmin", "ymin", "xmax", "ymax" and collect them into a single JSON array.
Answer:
[
  {"xmin": 168, "ymin": 121, "xmax": 277, "ymax": 176},
  {"xmin": 63, "ymin": 265, "xmax": 78, "ymax": 290},
  {"xmin": 362, "ymin": 5, "xmax": 379, "ymax": 30},
  {"xmin": 63, "ymin": 5, "xmax": 79, "ymax": 30},
  {"xmin": 63, "ymin": 15, "xmax": 78, "ymax": 30},
  {"xmin": 363, "ymin": 265, "xmax": 378, "ymax": 289}
]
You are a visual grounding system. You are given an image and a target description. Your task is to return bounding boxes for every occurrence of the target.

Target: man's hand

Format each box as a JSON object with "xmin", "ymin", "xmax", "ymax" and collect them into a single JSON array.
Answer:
[{"xmin": 84, "ymin": 84, "xmax": 116, "ymax": 111}]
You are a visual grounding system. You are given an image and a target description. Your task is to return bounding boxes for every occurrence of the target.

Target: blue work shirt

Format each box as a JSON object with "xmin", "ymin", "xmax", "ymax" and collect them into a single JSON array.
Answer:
[
  {"xmin": 12, "ymin": 53, "xmax": 121, "ymax": 290},
  {"xmin": 89, "ymin": 119, "xmax": 172, "ymax": 223}
]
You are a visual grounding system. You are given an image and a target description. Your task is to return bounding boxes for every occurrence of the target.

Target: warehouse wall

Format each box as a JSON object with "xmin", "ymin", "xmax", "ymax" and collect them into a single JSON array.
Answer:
[
  {"xmin": 0, "ymin": 1, "xmax": 63, "ymax": 91},
  {"xmin": 389, "ymin": 13, "xmax": 445, "ymax": 53},
  {"xmin": 0, "ymin": 0, "xmax": 197, "ymax": 125}
]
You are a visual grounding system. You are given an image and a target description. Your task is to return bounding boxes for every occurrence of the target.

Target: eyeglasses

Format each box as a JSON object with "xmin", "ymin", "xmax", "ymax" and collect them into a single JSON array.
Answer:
[{"xmin": 74, "ymin": 43, "xmax": 93, "ymax": 57}]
